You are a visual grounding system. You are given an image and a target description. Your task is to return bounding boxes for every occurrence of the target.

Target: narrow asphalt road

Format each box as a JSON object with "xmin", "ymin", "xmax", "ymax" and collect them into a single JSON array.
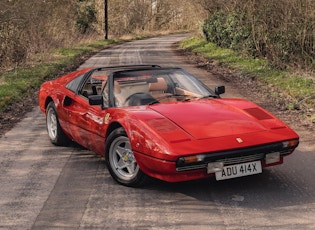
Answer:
[{"xmin": 0, "ymin": 34, "xmax": 314, "ymax": 230}]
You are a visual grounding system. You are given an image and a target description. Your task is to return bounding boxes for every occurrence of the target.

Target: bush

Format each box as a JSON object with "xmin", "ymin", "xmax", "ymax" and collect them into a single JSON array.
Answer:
[
  {"xmin": 201, "ymin": 0, "xmax": 315, "ymax": 70},
  {"xmin": 203, "ymin": 11, "xmax": 252, "ymax": 52}
]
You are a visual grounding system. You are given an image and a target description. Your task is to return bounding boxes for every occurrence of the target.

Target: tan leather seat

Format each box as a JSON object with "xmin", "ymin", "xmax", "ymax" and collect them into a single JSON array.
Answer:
[
  {"xmin": 149, "ymin": 77, "xmax": 168, "ymax": 98},
  {"xmin": 149, "ymin": 77, "xmax": 176, "ymax": 102}
]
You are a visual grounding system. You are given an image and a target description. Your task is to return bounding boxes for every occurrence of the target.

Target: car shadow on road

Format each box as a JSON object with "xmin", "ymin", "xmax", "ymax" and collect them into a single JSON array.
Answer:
[{"xmin": 141, "ymin": 168, "xmax": 315, "ymax": 210}]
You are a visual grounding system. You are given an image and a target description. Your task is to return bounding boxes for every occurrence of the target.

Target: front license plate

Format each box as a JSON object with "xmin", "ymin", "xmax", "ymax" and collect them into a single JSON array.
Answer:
[{"xmin": 214, "ymin": 161, "xmax": 262, "ymax": 181}]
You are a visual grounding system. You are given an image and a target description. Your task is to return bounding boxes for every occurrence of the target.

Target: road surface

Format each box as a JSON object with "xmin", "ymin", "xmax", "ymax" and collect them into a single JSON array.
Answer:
[{"xmin": 0, "ymin": 34, "xmax": 314, "ymax": 230}]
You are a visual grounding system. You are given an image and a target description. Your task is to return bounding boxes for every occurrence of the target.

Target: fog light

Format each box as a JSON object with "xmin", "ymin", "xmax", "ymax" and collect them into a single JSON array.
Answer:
[
  {"xmin": 265, "ymin": 152, "xmax": 280, "ymax": 164},
  {"xmin": 282, "ymin": 139, "xmax": 299, "ymax": 148},
  {"xmin": 178, "ymin": 155, "xmax": 206, "ymax": 164},
  {"xmin": 207, "ymin": 162, "xmax": 224, "ymax": 174}
]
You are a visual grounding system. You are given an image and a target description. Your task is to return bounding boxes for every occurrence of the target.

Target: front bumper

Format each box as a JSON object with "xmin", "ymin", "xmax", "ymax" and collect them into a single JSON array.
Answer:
[
  {"xmin": 176, "ymin": 140, "xmax": 299, "ymax": 172},
  {"xmin": 133, "ymin": 139, "xmax": 298, "ymax": 183}
]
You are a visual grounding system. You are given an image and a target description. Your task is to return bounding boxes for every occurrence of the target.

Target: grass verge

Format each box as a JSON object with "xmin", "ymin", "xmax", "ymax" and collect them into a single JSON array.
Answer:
[{"xmin": 180, "ymin": 36, "xmax": 315, "ymax": 113}]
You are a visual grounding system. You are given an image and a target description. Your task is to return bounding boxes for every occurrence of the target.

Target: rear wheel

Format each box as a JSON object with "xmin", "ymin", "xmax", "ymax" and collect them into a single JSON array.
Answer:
[
  {"xmin": 46, "ymin": 101, "xmax": 70, "ymax": 146},
  {"xmin": 106, "ymin": 127, "xmax": 147, "ymax": 187}
]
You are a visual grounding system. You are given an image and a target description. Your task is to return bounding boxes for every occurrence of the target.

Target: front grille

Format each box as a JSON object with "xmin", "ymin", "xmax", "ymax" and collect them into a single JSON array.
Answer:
[
  {"xmin": 176, "ymin": 153, "xmax": 265, "ymax": 172},
  {"xmin": 216, "ymin": 153, "xmax": 265, "ymax": 165},
  {"xmin": 176, "ymin": 164, "xmax": 208, "ymax": 172}
]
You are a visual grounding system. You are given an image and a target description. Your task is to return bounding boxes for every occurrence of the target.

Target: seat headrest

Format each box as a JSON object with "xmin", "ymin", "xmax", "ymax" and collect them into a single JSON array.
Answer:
[{"xmin": 149, "ymin": 77, "xmax": 167, "ymax": 91}]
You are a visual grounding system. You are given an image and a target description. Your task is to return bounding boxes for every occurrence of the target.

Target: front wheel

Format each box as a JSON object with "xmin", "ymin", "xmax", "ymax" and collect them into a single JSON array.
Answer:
[{"xmin": 105, "ymin": 127, "xmax": 147, "ymax": 187}]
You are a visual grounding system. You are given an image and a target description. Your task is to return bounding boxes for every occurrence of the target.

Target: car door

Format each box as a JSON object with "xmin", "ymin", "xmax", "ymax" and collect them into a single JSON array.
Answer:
[{"xmin": 64, "ymin": 75, "xmax": 109, "ymax": 155}]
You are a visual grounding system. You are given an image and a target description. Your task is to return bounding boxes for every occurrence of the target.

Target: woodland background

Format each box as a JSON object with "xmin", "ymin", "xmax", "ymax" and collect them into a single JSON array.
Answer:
[{"xmin": 0, "ymin": 0, "xmax": 314, "ymax": 71}]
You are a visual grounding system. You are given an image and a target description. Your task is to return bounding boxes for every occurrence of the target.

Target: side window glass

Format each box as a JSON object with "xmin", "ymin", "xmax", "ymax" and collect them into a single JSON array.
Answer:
[
  {"xmin": 81, "ymin": 76, "xmax": 107, "ymax": 98},
  {"xmin": 66, "ymin": 74, "xmax": 85, "ymax": 92}
]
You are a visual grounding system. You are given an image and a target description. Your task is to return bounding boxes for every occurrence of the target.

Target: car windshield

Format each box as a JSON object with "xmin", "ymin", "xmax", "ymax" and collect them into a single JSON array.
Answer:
[{"xmin": 111, "ymin": 68, "xmax": 214, "ymax": 107}]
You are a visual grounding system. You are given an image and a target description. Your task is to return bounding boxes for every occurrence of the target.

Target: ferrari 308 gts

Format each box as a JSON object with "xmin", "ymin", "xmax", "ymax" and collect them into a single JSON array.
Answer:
[{"xmin": 38, "ymin": 65, "xmax": 299, "ymax": 187}]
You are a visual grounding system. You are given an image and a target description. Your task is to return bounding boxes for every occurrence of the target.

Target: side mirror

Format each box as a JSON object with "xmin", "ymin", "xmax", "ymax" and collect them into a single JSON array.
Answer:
[
  {"xmin": 215, "ymin": 86, "xmax": 225, "ymax": 95},
  {"xmin": 89, "ymin": 95, "xmax": 103, "ymax": 106}
]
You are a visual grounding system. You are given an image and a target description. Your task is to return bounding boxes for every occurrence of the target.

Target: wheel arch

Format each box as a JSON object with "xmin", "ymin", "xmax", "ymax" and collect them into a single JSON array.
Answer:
[
  {"xmin": 106, "ymin": 122, "xmax": 123, "ymax": 139},
  {"xmin": 44, "ymin": 97, "xmax": 54, "ymax": 111},
  {"xmin": 39, "ymin": 95, "xmax": 56, "ymax": 115}
]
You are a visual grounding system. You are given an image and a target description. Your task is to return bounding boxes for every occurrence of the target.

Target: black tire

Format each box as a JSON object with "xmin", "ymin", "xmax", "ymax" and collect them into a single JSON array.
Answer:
[
  {"xmin": 46, "ymin": 101, "xmax": 70, "ymax": 146},
  {"xmin": 105, "ymin": 127, "xmax": 147, "ymax": 187}
]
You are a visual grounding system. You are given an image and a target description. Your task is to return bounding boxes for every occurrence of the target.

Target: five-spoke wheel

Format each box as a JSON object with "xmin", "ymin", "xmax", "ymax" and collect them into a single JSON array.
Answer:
[{"xmin": 106, "ymin": 127, "xmax": 147, "ymax": 187}]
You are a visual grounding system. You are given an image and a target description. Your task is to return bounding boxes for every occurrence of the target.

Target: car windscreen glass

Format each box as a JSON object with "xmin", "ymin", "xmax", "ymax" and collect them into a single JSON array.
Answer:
[
  {"xmin": 114, "ymin": 69, "xmax": 212, "ymax": 95},
  {"xmin": 168, "ymin": 70, "xmax": 211, "ymax": 96},
  {"xmin": 112, "ymin": 69, "xmax": 213, "ymax": 107}
]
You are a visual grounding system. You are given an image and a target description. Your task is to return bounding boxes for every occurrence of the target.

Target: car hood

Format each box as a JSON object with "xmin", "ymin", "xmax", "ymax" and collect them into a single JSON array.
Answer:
[{"xmin": 149, "ymin": 99, "xmax": 286, "ymax": 140}]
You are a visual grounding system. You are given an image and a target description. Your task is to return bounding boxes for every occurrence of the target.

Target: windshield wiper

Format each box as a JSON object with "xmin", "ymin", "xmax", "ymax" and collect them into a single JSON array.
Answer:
[{"xmin": 199, "ymin": 95, "xmax": 218, "ymax": 99}]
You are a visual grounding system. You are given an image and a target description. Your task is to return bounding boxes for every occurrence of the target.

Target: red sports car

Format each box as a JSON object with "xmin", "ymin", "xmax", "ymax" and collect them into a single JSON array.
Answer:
[{"xmin": 38, "ymin": 65, "xmax": 299, "ymax": 187}]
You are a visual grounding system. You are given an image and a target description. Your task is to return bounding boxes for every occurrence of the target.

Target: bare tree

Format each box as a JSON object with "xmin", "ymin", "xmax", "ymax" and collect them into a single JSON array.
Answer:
[{"xmin": 0, "ymin": 0, "xmax": 206, "ymax": 69}]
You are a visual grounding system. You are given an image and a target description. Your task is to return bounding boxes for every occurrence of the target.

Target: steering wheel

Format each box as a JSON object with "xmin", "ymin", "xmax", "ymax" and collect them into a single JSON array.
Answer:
[{"xmin": 124, "ymin": 93, "xmax": 158, "ymax": 106}]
